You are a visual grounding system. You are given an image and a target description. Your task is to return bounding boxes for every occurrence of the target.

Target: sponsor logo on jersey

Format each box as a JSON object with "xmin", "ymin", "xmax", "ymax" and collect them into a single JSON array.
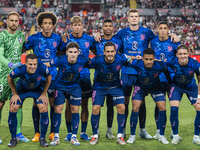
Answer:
[
  {"xmin": 115, "ymin": 44, "xmax": 118, "ymax": 50},
  {"xmin": 152, "ymin": 93, "xmax": 164, "ymax": 99},
  {"xmin": 70, "ymin": 95, "xmax": 81, "ymax": 100},
  {"xmin": 167, "ymin": 46, "xmax": 172, "ymax": 51},
  {"xmin": 28, "ymin": 83, "xmax": 35, "ymax": 89},
  {"xmin": 85, "ymin": 42, "xmax": 89, "ymax": 48},
  {"xmin": 18, "ymin": 38, "xmax": 22, "ymax": 43},
  {"xmin": 53, "ymin": 42, "xmax": 57, "ymax": 48},
  {"xmin": 179, "ymin": 75, "xmax": 187, "ymax": 83},
  {"xmin": 140, "ymin": 34, "xmax": 145, "ymax": 40},
  {"xmin": 132, "ymin": 41, "xmax": 138, "ymax": 50},
  {"xmin": 143, "ymin": 78, "xmax": 150, "ymax": 84},
  {"xmin": 159, "ymin": 53, "xmax": 165, "ymax": 61},
  {"xmin": 67, "ymin": 73, "xmax": 74, "ymax": 81},
  {"xmin": 107, "ymin": 73, "xmax": 113, "ymax": 79},
  {"xmin": 44, "ymin": 49, "xmax": 51, "ymax": 58},
  {"xmin": 113, "ymin": 96, "xmax": 124, "ymax": 100}
]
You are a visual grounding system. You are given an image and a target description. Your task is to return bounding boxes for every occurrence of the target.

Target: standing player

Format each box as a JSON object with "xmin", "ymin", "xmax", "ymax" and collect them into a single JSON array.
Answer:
[
  {"xmin": 45, "ymin": 42, "xmax": 88, "ymax": 146},
  {"xmin": 167, "ymin": 45, "xmax": 200, "ymax": 145},
  {"xmin": 7, "ymin": 53, "xmax": 51, "ymax": 147},
  {"xmin": 127, "ymin": 48, "xmax": 171, "ymax": 144},
  {"xmin": 150, "ymin": 21, "xmax": 180, "ymax": 139},
  {"xmin": 93, "ymin": 19, "xmax": 123, "ymax": 139},
  {"xmin": 89, "ymin": 42, "xmax": 137, "ymax": 145},
  {"xmin": 95, "ymin": 9, "xmax": 179, "ymax": 138},
  {"xmin": 0, "ymin": 11, "xmax": 29, "ymax": 143},
  {"xmin": 60, "ymin": 16, "xmax": 95, "ymax": 141},
  {"xmin": 23, "ymin": 12, "xmax": 61, "ymax": 141}
]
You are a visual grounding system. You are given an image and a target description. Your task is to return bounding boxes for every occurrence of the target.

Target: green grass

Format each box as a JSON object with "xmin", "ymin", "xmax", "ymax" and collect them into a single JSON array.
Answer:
[{"xmin": 0, "ymin": 70, "xmax": 200, "ymax": 150}]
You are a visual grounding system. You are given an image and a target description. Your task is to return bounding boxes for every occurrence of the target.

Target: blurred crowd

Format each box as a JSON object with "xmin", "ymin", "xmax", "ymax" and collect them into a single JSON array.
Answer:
[{"xmin": 0, "ymin": 0, "xmax": 199, "ymax": 54}]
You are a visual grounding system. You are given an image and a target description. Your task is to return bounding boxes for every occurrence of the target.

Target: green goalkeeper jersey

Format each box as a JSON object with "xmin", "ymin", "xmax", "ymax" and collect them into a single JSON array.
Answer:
[{"xmin": 0, "ymin": 30, "xmax": 25, "ymax": 73}]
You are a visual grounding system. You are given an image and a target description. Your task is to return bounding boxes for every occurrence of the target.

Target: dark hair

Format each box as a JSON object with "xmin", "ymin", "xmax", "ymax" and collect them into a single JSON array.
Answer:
[
  {"xmin": 104, "ymin": 42, "xmax": 116, "ymax": 51},
  {"xmin": 143, "ymin": 48, "xmax": 155, "ymax": 56},
  {"xmin": 177, "ymin": 44, "xmax": 189, "ymax": 52},
  {"xmin": 37, "ymin": 12, "xmax": 57, "ymax": 27},
  {"xmin": 103, "ymin": 19, "xmax": 113, "ymax": 25},
  {"xmin": 158, "ymin": 21, "xmax": 169, "ymax": 27},
  {"xmin": 26, "ymin": 53, "xmax": 38, "ymax": 62},
  {"xmin": 66, "ymin": 42, "xmax": 79, "ymax": 51}
]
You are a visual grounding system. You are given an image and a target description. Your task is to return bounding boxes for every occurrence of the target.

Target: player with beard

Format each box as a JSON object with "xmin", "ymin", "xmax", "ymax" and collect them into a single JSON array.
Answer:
[{"xmin": 0, "ymin": 11, "xmax": 29, "ymax": 144}]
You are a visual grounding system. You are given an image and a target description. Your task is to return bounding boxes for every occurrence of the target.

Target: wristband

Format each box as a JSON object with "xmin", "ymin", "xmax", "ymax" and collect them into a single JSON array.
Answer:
[{"xmin": 198, "ymin": 95, "xmax": 200, "ymax": 99}]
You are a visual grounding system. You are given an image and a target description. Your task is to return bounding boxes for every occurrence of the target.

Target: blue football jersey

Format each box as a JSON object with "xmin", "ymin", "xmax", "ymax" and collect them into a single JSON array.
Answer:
[
  {"xmin": 88, "ymin": 54, "xmax": 129, "ymax": 89},
  {"xmin": 130, "ymin": 59, "xmax": 167, "ymax": 91},
  {"xmin": 23, "ymin": 32, "xmax": 61, "ymax": 80},
  {"xmin": 94, "ymin": 36, "xmax": 123, "ymax": 55},
  {"xmin": 115, "ymin": 27, "xmax": 156, "ymax": 75},
  {"xmin": 166, "ymin": 57, "xmax": 200, "ymax": 89},
  {"xmin": 151, "ymin": 36, "xmax": 180, "ymax": 82},
  {"xmin": 60, "ymin": 34, "xmax": 95, "ymax": 77},
  {"xmin": 50, "ymin": 55, "xmax": 88, "ymax": 89},
  {"xmin": 10, "ymin": 64, "xmax": 50, "ymax": 90}
]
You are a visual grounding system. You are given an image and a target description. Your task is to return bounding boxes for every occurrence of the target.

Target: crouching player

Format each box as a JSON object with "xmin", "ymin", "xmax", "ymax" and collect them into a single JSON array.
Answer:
[
  {"xmin": 7, "ymin": 54, "xmax": 51, "ymax": 147},
  {"xmin": 127, "ymin": 48, "xmax": 171, "ymax": 144},
  {"xmin": 89, "ymin": 42, "xmax": 137, "ymax": 145},
  {"xmin": 167, "ymin": 45, "xmax": 200, "ymax": 145},
  {"xmin": 45, "ymin": 42, "xmax": 88, "ymax": 146}
]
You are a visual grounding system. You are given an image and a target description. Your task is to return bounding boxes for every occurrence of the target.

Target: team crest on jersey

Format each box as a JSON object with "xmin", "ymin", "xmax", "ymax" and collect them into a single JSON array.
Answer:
[
  {"xmin": 18, "ymin": 38, "xmax": 22, "ymax": 43},
  {"xmin": 85, "ymin": 42, "xmax": 89, "ymax": 48},
  {"xmin": 153, "ymin": 73, "xmax": 159, "ymax": 78},
  {"xmin": 78, "ymin": 67, "xmax": 83, "ymax": 72},
  {"xmin": 189, "ymin": 71, "xmax": 194, "ymax": 75},
  {"xmin": 140, "ymin": 34, "xmax": 145, "ymax": 40},
  {"xmin": 167, "ymin": 46, "xmax": 172, "ymax": 51},
  {"xmin": 115, "ymin": 44, "xmax": 118, "ymax": 50},
  {"xmin": 116, "ymin": 65, "xmax": 121, "ymax": 71},
  {"xmin": 37, "ymin": 76, "xmax": 41, "ymax": 81},
  {"xmin": 53, "ymin": 42, "xmax": 57, "ymax": 48}
]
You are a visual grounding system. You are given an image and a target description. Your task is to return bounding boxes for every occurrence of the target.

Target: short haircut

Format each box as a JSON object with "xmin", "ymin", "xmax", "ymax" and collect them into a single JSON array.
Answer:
[
  {"xmin": 66, "ymin": 42, "xmax": 79, "ymax": 51},
  {"xmin": 104, "ymin": 42, "xmax": 116, "ymax": 51},
  {"xmin": 26, "ymin": 53, "xmax": 38, "ymax": 62},
  {"xmin": 177, "ymin": 44, "xmax": 189, "ymax": 52},
  {"xmin": 70, "ymin": 16, "xmax": 83, "ymax": 24},
  {"xmin": 158, "ymin": 21, "xmax": 169, "ymax": 28},
  {"xmin": 36, "ymin": 12, "xmax": 57, "ymax": 28},
  {"xmin": 8, "ymin": 11, "xmax": 19, "ymax": 19},
  {"xmin": 127, "ymin": 9, "xmax": 140, "ymax": 16},
  {"xmin": 103, "ymin": 19, "xmax": 113, "ymax": 25},
  {"xmin": 143, "ymin": 48, "xmax": 155, "ymax": 56}
]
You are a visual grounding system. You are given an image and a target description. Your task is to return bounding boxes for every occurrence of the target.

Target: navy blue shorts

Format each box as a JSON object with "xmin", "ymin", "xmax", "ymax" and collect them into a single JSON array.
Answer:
[
  {"xmin": 169, "ymin": 83, "xmax": 197, "ymax": 105},
  {"xmin": 47, "ymin": 80, "xmax": 56, "ymax": 98},
  {"xmin": 132, "ymin": 85, "xmax": 165, "ymax": 102},
  {"xmin": 54, "ymin": 86, "xmax": 82, "ymax": 106},
  {"xmin": 92, "ymin": 87, "xmax": 125, "ymax": 106},
  {"xmin": 121, "ymin": 73, "xmax": 137, "ymax": 96},
  {"xmin": 79, "ymin": 75, "xmax": 92, "ymax": 99}
]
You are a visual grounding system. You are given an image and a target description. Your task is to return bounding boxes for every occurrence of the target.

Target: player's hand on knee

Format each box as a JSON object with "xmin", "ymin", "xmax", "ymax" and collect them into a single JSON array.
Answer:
[
  {"xmin": 195, "ymin": 98, "xmax": 200, "ymax": 105},
  {"xmin": 38, "ymin": 93, "xmax": 48, "ymax": 106},
  {"xmin": 61, "ymin": 33, "xmax": 70, "ymax": 43},
  {"xmin": 8, "ymin": 62, "xmax": 23, "ymax": 69},
  {"xmin": 94, "ymin": 32, "xmax": 101, "ymax": 42},
  {"xmin": 9, "ymin": 94, "xmax": 21, "ymax": 105}
]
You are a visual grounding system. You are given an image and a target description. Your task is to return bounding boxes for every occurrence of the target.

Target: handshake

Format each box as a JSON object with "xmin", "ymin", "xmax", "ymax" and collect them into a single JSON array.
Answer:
[{"xmin": 8, "ymin": 62, "xmax": 23, "ymax": 69}]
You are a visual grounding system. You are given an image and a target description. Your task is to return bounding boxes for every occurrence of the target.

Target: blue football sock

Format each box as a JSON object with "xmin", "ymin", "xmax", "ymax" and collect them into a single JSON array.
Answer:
[
  {"xmin": 50, "ymin": 106, "xmax": 54, "ymax": 133},
  {"xmin": 159, "ymin": 111, "xmax": 167, "ymax": 135},
  {"xmin": 53, "ymin": 113, "xmax": 61, "ymax": 134},
  {"xmin": 170, "ymin": 106, "xmax": 179, "ymax": 135},
  {"xmin": 81, "ymin": 121, "xmax": 87, "ymax": 133},
  {"xmin": 40, "ymin": 112, "xmax": 49, "ymax": 139},
  {"xmin": 91, "ymin": 114, "xmax": 99, "ymax": 135},
  {"xmin": 139, "ymin": 103, "xmax": 146, "ymax": 129},
  {"xmin": 194, "ymin": 111, "xmax": 200, "ymax": 136},
  {"xmin": 130, "ymin": 111, "xmax": 139, "ymax": 135},
  {"xmin": 8, "ymin": 112, "xmax": 17, "ymax": 138},
  {"xmin": 124, "ymin": 103, "xmax": 129, "ymax": 129},
  {"xmin": 155, "ymin": 105, "xmax": 159, "ymax": 130},
  {"xmin": 117, "ymin": 113, "xmax": 125, "ymax": 134},
  {"xmin": 72, "ymin": 113, "xmax": 79, "ymax": 135},
  {"xmin": 32, "ymin": 106, "xmax": 40, "ymax": 133},
  {"xmin": 66, "ymin": 121, "xmax": 72, "ymax": 133}
]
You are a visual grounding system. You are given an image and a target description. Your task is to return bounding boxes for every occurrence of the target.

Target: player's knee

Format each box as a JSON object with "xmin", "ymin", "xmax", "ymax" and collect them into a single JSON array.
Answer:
[
  {"xmin": 71, "ymin": 105, "xmax": 79, "ymax": 113},
  {"xmin": 9, "ymin": 106, "xmax": 18, "ymax": 113},
  {"xmin": 0, "ymin": 101, "xmax": 5, "ymax": 110},
  {"xmin": 116, "ymin": 104, "xmax": 125, "ymax": 114},
  {"xmin": 55, "ymin": 105, "xmax": 63, "ymax": 113},
  {"xmin": 39, "ymin": 106, "xmax": 48, "ymax": 113},
  {"xmin": 132, "ymin": 105, "xmax": 140, "ymax": 112},
  {"xmin": 92, "ymin": 105, "xmax": 100, "ymax": 115},
  {"xmin": 195, "ymin": 104, "xmax": 200, "ymax": 111},
  {"xmin": 125, "ymin": 96, "xmax": 130, "ymax": 104},
  {"xmin": 158, "ymin": 105, "xmax": 166, "ymax": 111}
]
